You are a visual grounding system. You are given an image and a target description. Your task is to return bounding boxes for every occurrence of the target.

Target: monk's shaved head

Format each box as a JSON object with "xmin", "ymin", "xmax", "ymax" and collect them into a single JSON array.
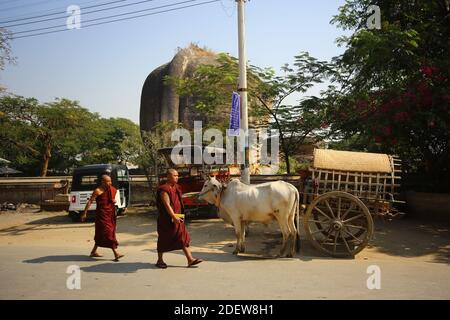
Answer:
[
  {"xmin": 167, "ymin": 168, "xmax": 177, "ymax": 176},
  {"xmin": 166, "ymin": 168, "xmax": 179, "ymax": 184},
  {"xmin": 101, "ymin": 174, "xmax": 111, "ymax": 182},
  {"xmin": 100, "ymin": 174, "xmax": 112, "ymax": 188}
]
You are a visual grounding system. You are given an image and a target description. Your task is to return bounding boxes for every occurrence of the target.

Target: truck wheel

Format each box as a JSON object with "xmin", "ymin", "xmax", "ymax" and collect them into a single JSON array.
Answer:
[
  {"xmin": 69, "ymin": 211, "xmax": 80, "ymax": 222},
  {"xmin": 117, "ymin": 208, "xmax": 127, "ymax": 216}
]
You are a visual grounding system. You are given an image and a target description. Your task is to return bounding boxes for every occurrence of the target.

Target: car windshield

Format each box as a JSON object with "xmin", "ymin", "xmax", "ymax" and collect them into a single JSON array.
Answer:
[
  {"xmin": 117, "ymin": 168, "xmax": 129, "ymax": 182},
  {"xmin": 71, "ymin": 174, "xmax": 99, "ymax": 191}
]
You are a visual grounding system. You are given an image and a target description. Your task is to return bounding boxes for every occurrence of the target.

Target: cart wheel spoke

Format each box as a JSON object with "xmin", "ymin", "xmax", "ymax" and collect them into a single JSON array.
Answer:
[
  {"xmin": 342, "ymin": 228, "xmax": 364, "ymax": 244},
  {"xmin": 324, "ymin": 200, "xmax": 335, "ymax": 218},
  {"xmin": 341, "ymin": 202, "xmax": 355, "ymax": 220},
  {"xmin": 345, "ymin": 224, "xmax": 368, "ymax": 231},
  {"xmin": 337, "ymin": 197, "xmax": 342, "ymax": 219},
  {"xmin": 314, "ymin": 206, "xmax": 333, "ymax": 221},
  {"xmin": 340, "ymin": 230, "xmax": 352, "ymax": 254},
  {"xmin": 308, "ymin": 219, "xmax": 331, "ymax": 224},
  {"xmin": 343, "ymin": 213, "xmax": 365, "ymax": 224},
  {"xmin": 321, "ymin": 229, "xmax": 334, "ymax": 245},
  {"xmin": 333, "ymin": 232, "xmax": 339, "ymax": 255},
  {"xmin": 310, "ymin": 228, "xmax": 330, "ymax": 235}
]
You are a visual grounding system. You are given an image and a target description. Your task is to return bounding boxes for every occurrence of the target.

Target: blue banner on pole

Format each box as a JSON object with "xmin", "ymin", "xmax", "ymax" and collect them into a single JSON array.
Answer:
[{"xmin": 229, "ymin": 92, "xmax": 240, "ymax": 136}]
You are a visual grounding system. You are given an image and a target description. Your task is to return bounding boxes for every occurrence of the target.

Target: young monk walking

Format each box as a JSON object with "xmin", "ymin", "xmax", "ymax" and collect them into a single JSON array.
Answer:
[{"xmin": 82, "ymin": 174, "xmax": 124, "ymax": 262}]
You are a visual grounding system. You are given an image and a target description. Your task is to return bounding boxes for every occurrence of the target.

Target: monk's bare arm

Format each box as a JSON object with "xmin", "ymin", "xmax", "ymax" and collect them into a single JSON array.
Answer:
[
  {"xmin": 161, "ymin": 192, "xmax": 182, "ymax": 224},
  {"xmin": 81, "ymin": 188, "xmax": 101, "ymax": 221}
]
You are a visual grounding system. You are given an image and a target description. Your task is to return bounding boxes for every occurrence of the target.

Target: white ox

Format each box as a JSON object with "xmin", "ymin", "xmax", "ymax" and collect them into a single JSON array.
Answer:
[{"xmin": 198, "ymin": 177, "xmax": 300, "ymax": 258}]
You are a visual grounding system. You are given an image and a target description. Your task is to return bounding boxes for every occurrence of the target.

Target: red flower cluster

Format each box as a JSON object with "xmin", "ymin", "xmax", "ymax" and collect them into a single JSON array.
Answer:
[
  {"xmin": 419, "ymin": 64, "xmax": 447, "ymax": 83},
  {"xmin": 394, "ymin": 111, "xmax": 409, "ymax": 121},
  {"xmin": 374, "ymin": 136, "xmax": 383, "ymax": 143},
  {"xmin": 402, "ymin": 91, "xmax": 416, "ymax": 100},
  {"xmin": 382, "ymin": 125, "xmax": 392, "ymax": 136},
  {"xmin": 420, "ymin": 64, "xmax": 436, "ymax": 78}
]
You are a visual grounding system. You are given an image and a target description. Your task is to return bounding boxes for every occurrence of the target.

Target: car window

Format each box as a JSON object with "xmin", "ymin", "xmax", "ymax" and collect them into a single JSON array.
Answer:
[
  {"xmin": 117, "ymin": 169, "xmax": 129, "ymax": 182},
  {"xmin": 81, "ymin": 175, "xmax": 98, "ymax": 186}
]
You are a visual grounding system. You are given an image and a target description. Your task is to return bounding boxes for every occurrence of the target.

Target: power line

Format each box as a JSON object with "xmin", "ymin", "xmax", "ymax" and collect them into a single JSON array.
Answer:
[
  {"xmin": 0, "ymin": 0, "xmax": 60, "ymax": 13},
  {"xmin": 0, "ymin": 0, "xmax": 29, "ymax": 6},
  {"xmin": 12, "ymin": 0, "xmax": 220, "ymax": 40},
  {"xmin": 0, "ymin": 0, "xmax": 102, "ymax": 21},
  {"xmin": 11, "ymin": 0, "xmax": 196, "ymax": 35},
  {"xmin": 1, "ymin": 0, "xmax": 128, "ymax": 25}
]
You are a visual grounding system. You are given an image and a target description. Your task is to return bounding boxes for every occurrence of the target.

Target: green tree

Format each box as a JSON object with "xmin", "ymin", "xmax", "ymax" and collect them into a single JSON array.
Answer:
[
  {"xmin": 0, "ymin": 28, "xmax": 15, "ymax": 93},
  {"xmin": 80, "ymin": 117, "xmax": 142, "ymax": 165},
  {"xmin": 327, "ymin": 0, "xmax": 450, "ymax": 191},
  {"xmin": 0, "ymin": 96, "xmax": 96, "ymax": 176}
]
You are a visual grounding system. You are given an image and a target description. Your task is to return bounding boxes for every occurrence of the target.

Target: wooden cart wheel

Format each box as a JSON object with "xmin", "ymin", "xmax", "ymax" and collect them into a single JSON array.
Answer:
[{"xmin": 304, "ymin": 191, "xmax": 374, "ymax": 257}]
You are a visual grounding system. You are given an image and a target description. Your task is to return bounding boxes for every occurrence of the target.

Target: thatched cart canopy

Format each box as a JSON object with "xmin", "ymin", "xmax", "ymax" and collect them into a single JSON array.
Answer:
[{"xmin": 312, "ymin": 149, "xmax": 393, "ymax": 173}]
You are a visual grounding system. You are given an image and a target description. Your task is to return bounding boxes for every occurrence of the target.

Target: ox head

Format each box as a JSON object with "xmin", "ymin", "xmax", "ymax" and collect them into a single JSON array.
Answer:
[{"xmin": 198, "ymin": 176, "xmax": 222, "ymax": 205}]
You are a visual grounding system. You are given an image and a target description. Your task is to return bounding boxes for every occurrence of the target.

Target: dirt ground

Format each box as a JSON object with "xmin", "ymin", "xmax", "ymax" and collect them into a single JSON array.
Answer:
[{"xmin": 0, "ymin": 206, "xmax": 449, "ymax": 264}]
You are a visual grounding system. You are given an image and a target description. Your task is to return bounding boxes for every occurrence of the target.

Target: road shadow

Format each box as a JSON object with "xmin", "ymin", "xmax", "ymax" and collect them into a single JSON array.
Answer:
[
  {"xmin": 25, "ymin": 214, "xmax": 73, "ymax": 225},
  {"xmin": 23, "ymin": 255, "xmax": 94, "ymax": 263},
  {"xmin": 143, "ymin": 241, "xmax": 334, "ymax": 263},
  {"xmin": 368, "ymin": 216, "xmax": 450, "ymax": 264},
  {"xmin": 80, "ymin": 262, "xmax": 156, "ymax": 273},
  {"xmin": 0, "ymin": 212, "xmax": 92, "ymax": 237},
  {"xmin": 0, "ymin": 223, "xmax": 91, "ymax": 237},
  {"xmin": 144, "ymin": 248, "xmax": 269, "ymax": 263}
]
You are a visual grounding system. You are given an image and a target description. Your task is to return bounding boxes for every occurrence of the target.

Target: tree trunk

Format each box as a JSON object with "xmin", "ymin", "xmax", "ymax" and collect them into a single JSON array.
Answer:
[
  {"xmin": 278, "ymin": 129, "xmax": 290, "ymax": 174},
  {"xmin": 283, "ymin": 145, "xmax": 291, "ymax": 174},
  {"xmin": 40, "ymin": 144, "xmax": 51, "ymax": 177}
]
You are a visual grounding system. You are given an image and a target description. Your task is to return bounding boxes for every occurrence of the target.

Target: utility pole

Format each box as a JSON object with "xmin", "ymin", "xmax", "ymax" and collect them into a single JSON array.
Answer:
[{"xmin": 237, "ymin": 0, "xmax": 250, "ymax": 185}]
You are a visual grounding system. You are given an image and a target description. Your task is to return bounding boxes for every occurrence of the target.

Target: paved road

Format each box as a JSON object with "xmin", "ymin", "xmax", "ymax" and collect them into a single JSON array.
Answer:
[
  {"xmin": 1, "ymin": 245, "xmax": 449, "ymax": 299},
  {"xmin": 0, "ymin": 210, "xmax": 449, "ymax": 300}
]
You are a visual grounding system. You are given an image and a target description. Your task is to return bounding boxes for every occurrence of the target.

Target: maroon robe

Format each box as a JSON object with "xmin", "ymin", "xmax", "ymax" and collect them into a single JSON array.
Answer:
[
  {"xmin": 94, "ymin": 186, "xmax": 119, "ymax": 249},
  {"xmin": 156, "ymin": 183, "xmax": 190, "ymax": 253}
]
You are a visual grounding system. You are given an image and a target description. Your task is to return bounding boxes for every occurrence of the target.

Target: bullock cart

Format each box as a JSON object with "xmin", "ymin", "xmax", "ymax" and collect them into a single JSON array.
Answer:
[{"xmin": 299, "ymin": 149, "xmax": 404, "ymax": 257}]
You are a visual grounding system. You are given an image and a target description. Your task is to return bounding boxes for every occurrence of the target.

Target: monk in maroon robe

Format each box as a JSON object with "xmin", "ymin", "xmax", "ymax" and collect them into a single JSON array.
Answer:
[
  {"xmin": 155, "ymin": 169, "xmax": 203, "ymax": 268},
  {"xmin": 82, "ymin": 174, "xmax": 124, "ymax": 261}
]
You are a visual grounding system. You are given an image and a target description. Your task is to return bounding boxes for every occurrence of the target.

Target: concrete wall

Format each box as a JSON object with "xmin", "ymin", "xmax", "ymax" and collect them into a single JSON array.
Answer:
[
  {"xmin": 0, "ymin": 177, "xmax": 154, "ymax": 206},
  {"xmin": 129, "ymin": 180, "xmax": 155, "ymax": 205},
  {"xmin": 0, "ymin": 179, "xmax": 69, "ymax": 205}
]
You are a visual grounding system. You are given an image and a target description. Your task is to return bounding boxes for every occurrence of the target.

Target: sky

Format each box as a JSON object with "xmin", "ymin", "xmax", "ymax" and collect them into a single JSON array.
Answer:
[{"xmin": 0, "ymin": 0, "xmax": 349, "ymax": 124}]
